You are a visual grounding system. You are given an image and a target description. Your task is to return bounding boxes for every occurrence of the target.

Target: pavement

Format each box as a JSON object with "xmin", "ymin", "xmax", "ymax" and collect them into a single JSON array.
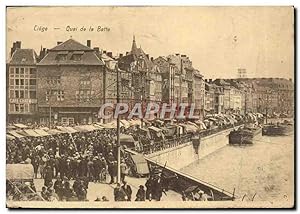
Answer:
[{"xmin": 34, "ymin": 176, "xmax": 182, "ymax": 202}]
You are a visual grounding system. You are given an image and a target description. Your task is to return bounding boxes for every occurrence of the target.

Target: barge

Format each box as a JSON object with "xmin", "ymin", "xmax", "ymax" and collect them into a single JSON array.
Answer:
[
  {"xmin": 262, "ymin": 121, "xmax": 294, "ymax": 136},
  {"xmin": 229, "ymin": 125, "xmax": 262, "ymax": 145}
]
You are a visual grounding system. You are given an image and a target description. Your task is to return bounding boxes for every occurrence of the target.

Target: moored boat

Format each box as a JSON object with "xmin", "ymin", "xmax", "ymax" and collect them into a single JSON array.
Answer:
[
  {"xmin": 229, "ymin": 124, "xmax": 262, "ymax": 145},
  {"xmin": 262, "ymin": 120, "xmax": 294, "ymax": 136}
]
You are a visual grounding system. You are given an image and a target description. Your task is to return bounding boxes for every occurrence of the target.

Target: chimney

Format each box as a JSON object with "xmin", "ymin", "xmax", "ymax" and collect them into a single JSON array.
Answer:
[
  {"xmin": 119, "ymin": 53, "xmax": 123, "ymax": 58},
  {"xmin": 181, "ymin": 54, "xmax": 186, "ymax": 57},
  {"xmin": 175, "ymin": 53, "xmax": 180, "ymax": 56},
  {"xmin": 146, "ymin": 54, "xmax": 149, "ymax": 59},
  {"xmin": 126, "ymin": 51, "xmax": 129, "ymax": 55},
  {"xmin": 103, "ymin": 50, "xmax": 107, "ymax": 54},
  {"xmin": 150, "ymin": 57, "xmax": 154, "ymax": 62},
  {"xmin": 87, "ymin": 40, "xmax": 91, "ymax": 48},
  {"xmin": 57, "ymin": 41, "xmax": 62, "ymax": 45},
  {"xmin": 16, "ymin": 41, "xmax": 21, "ymax": 49},
  {"xmin": 10, "ymin": 42, "xmax": 16, "ymax": 56},
  {"xmin": 93, "ymin": 47, "xmax": 99, "ymax": 52},
  {"xmin": 107, "ymin": 52, "xmax": 113, "ymax": 58},
  {"xmin": 209, "ymin": 79, "xmax": 212, "ymax": 83}
]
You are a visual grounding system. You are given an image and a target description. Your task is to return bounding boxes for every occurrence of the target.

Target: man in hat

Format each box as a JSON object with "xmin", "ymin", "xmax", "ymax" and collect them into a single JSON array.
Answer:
[
  {"xmin": 120, "ymin": 160, "xmax": 128, "ymax": 183},
  {"xmin": 135, "ymin": 185, "xmax": 146, "ymax": 201},
  {"xmin": 114, "ymin": 183, "xmax": 127, "ymax": 201},
  {"xmin": 121, "ymin": 181, "xmax": 132, "ymax": 201}
]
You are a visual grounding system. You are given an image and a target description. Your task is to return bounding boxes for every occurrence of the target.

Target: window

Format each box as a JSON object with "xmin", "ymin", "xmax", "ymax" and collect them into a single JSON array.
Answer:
[
  {"xmin": 15, "ymin": 68, "xmax": 19, "ymax": 75},
  {"xmin": 29, "ymin": 104, "xmax": 37, "ymax": 112},
  {"xmin": 29, "ymin": 79, "xmax": 36, "ymax": 85},
  {"xmin": 57, "ymin": 54, "xmax": 67, "ymax": 61},
  {"xmin": 9, "ymin": 79, "xmax": 14, "ymax": 86},
  {"xmin": 20, "ymin": 91, "xmax": 24, "ymax": 99},
  {"xmin": 72, "ymin": 54, "xmax": 82, "ymax": 61},
  {"xmin": 19, "ymin": 104, "xmax": 24, "ymax": 112},
  {"xmin": 15, "ymin": 91, "xmax": 19, "ymax": 98},
  {"xmin": 20, "ymin": 79, "xmax": 24, "ymax": 86},
  {"xmin": 9, "ymin": 68, "xmax": 14, "ymax": 74},
  {"xmin": 20, "ymin": 68, "xmax": 24, "ymax": 74},
  {"xmin": 15, "ymin": 104, "xmax": 19, "ymax": 112},
  {"xmin": 30, "ymin": 68, "xmax": 36, "ymax": 75},
  {"xmin": 46, "ymin": 77, "xmax": 61, "ymax": 85},
  {"xmin": 15, "ymin": 79, "xmax": 19, "ymax": 85},
  {"xmin": 30, "ymin": 91, "xmax": 36, "ymax": 99},
  {"xmin": 57, "ymin": 90, "xmax": 64, "ymax": 101}
]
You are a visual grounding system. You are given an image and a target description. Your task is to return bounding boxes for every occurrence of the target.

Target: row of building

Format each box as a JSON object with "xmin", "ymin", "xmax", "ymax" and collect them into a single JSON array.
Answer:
[{"xmin": 6, "ymin": 37, "xmax": 294, "ymax": 125}]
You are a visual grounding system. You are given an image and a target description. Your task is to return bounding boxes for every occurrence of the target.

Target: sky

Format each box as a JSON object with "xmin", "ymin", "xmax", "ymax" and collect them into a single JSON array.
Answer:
[{"xmin": 6, "ymin": 6, "xmax": 294, "ymax": 79}]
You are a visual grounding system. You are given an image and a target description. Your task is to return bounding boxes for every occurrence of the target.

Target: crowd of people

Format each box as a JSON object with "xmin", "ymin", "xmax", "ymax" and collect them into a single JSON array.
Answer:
[{"xmin": 7, "ymin": 115, "xmax": 255, "ymax": 202}]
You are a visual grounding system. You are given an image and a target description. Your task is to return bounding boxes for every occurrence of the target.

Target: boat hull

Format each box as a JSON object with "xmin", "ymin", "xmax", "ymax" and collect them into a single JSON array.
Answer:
[
  {"xmin": 262, "ymin": 125, "xmax": 294, "ymax": 136},
  {"xmin": 229, "ymin": 127, "xmax": 262, "ymax": 145}
]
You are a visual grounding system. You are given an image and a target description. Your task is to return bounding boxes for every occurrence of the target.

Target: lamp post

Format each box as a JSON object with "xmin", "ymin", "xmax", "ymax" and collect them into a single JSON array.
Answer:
[{"xmin": 116, "ymin": 63, "xmax": 121, "ymax": 184}]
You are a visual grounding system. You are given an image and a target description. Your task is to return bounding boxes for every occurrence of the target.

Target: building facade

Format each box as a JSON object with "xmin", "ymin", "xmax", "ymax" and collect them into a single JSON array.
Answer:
[
  {"xmin": 37, "ymin": 39, "xmax": 105, "ymax": 125},
  {"xmin": 7, "ymin": 41, "xmax": 38, "ymax": 123}
]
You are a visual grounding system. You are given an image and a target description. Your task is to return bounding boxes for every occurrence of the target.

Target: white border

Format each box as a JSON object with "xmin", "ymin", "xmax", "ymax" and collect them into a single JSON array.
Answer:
[{"xmin": 1, "ymin": 1, "xmax": 298, "ymax": 214}]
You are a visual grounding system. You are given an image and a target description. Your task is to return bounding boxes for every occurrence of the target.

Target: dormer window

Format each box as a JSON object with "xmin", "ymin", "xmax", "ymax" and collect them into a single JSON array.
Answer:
[
  {"xmin": 71, "ymin": 51, "xmax": 84, "ymax": 61},
  {"xmin": 56, "ymin": 51, "xmax": 68, "ymax": 61}
]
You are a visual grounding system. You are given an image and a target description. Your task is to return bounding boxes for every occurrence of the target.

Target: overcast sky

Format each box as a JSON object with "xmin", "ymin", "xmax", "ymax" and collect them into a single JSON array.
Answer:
[{"xmin": 6, "ymin": 6, "xmax": 294, "ymax": 79}]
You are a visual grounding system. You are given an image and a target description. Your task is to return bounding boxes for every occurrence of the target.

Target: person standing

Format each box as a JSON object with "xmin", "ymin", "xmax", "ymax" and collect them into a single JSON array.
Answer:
[
  {"xmin": 121, "ymin": 181, "xmax": 132, "ymax": 201},
  {"xmin": 120, "ymin": 160, "xmax": 128, "ymax": 183},
  {"xmin": 135, "ymin": 185, "xmax": 146, "ymax": 201},
  {"xmin": 114, "ymin": 183, "xmax": 127, "ymax": 201}
]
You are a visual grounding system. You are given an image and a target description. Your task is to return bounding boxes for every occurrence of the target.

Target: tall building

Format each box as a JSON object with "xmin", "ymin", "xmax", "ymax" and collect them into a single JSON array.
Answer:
[
  {"xmin": 118, "ymin": 36, "xmax": 162, "ymax": 106},
  {"xmin": 193, "ymin": 70, "xmax": 205, "ymax": 119},
  {"xmin": 7, "ymin": 41, "xmax": 38, "ymax": 123},
  {"xmin": 37, "ymin": 38, "xmax": 106, "ymax": 125}
]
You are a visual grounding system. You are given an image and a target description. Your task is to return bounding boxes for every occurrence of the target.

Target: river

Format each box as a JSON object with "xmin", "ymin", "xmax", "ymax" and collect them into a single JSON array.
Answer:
[{"xmin": 181, "ymin": 134, "xmax": 294, "ymax": 203}]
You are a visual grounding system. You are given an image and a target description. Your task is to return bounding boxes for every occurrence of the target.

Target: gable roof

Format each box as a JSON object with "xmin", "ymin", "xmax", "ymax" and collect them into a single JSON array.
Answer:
[
  {"xmin": 9, "ymin": 49, "xmax": 37, "ymax": 65},
  {"xmin": 51, "ymin": 39, "xmax": 93, "ymax": 51},
  {"xmin": 38, "ymin": 38, "xmax": 104, "ymax": 66}
]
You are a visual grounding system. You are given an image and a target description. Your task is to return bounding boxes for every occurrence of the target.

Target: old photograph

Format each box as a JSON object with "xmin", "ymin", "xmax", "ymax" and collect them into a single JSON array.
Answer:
[{"xmin": 5, "ymin": 6, "xmax": 294, "ymax": 208}]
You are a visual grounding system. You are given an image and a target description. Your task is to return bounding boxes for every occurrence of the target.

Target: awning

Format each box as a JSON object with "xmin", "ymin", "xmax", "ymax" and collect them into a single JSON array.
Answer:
[
  {"xmin": 56, "ymin": 126, "xmax": 77, "ymax": 133},
  {"xmin": 34, "ymin": 129, "xmax": 50, "ymax": 136},
  {"xmin": 47, "ymin": 129, "xmax": 64, "ymax": 135},
  {"xmin": 6, "ymin": 134, "xmax": 15, "ymax": 140},
  {"xmin": 24, "ymin": 129, "xmax": 40, "ymax": 137},
  {"xmin": 148, "ymin": 126, "xmax": 162, "ymax": 132},
  {"xmin": 14, "ymin": 123, "xmax": 28, "ymax": 129},
  {"xmin": 64, "ymin": 127, "xmax": 78, "ymax": 133},
  {"xmin": 8, "ymin": 131, "xmax": 25, "ymax": 138},
  {"xmin": 6, "ymin": 164, "xmax": 34, "ymax": 180},
  {"xmin": 82, "ymin": 125, "xmax": 99, "ymax": 131},
  {"xmin": 73, "ymin": 126, "xmax": 88, "ymax": 132},
  {"xmin": 114, "ymin": 134, "xmax": 135, "ymax": 143},
  {"xmin": 7, "ymin": 125, "xmax": 16, "ymax": 130},
  {"xmin": 93, "ymin": 123, "xmax": 104, "ymax": 129},
  {"xmin": 128, "ymin": 119, "xmax": 142, "ymax": 127},
  {"xmin": 120, "ymin": 120, "xmax": 131, "ymax": 129},
  {"xmin": 101, "ymin": 123, "xmax": 116, "ymax": 129},
  {"xmin": 182, "ymin": 124, "xmax": 198, "ymax": 133}
]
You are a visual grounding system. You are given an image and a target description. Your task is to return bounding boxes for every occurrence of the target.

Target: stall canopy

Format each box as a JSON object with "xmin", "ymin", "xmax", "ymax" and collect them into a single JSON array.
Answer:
[
  {"xmin": 148, "ymin": 126, "xmax": 162, "ymax": 133},
  {"xmin": 128, "ymin": 119, "xmax": 142, "ymax": 127},
  {"xmin": 24, "ymin": 129, "xmax": 40, "ymax": 137},
  {"xmin": 6, "ymin": 164, "xmax": 34, "ymax": 180},
  {"xmin": 114, "ymin": 134, "xmax": 136, "ymax": 148},
  {"xmin": 120, "ymin": 120, "xmax": 131, "ymax": 129},
  {"xmin": 56, "ymin": 126, "xmax": 77, "ymax": 133},
  {"xmin": 14, "ymin": 124, "xmax": 28, "ymax": 129},
  {"xmin": 34, "ymin": 129, "xmax": 50, "ymax": 136},
  {"xmin": 101, "ymin": 122, "xmax": 116, "ymax": 129},
  {"xmin": 182, "ymin": 124, "xmax": 198, "ymax": 133},
  {"xmin": 8, "ymin": 130, "xmax": 25, "ymax": 138},
  {"xmin": 47, "ymin": 129, "xmax": 64, "ymax": 135},
  {"xmin": 6, "ymin": 134, "xmax": 15, "ymax": 140}
]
